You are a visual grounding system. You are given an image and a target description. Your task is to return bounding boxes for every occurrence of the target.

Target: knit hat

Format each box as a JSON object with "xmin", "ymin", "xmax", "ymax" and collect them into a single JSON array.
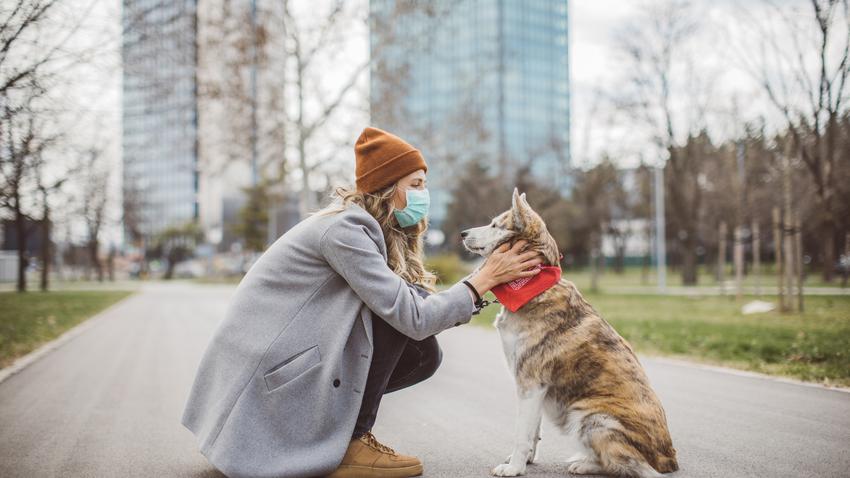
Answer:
[{"xmin": 354, "ymin": 126, "xmax": 428, "ymax": 193}]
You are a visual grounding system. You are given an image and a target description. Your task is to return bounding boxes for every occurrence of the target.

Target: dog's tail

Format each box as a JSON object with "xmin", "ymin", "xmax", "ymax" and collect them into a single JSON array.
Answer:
[
  {"xmin": 585, "ymin": 423, "xmax": 665, "ymax": 478},
  {"xmin": 655, "ymin": 455, "xmax": 679, "ymax": 473}
]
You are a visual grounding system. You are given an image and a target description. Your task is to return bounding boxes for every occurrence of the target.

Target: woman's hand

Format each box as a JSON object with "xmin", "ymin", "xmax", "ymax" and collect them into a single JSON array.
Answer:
[{"xmin": 465, "ymin": 240, "xmax": 542, "ymax": 297}]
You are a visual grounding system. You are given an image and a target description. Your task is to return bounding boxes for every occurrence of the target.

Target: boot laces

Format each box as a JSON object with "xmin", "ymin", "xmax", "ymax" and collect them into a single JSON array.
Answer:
[{"xmin": 362, "ymin": 432, "xmax": 396, "ymax": 455}]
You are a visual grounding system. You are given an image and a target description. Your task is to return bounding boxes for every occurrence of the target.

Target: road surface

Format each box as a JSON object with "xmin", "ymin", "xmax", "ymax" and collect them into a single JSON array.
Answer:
[{"xmin": 0, "ymin": 283, "xmax": 847, "ymax": 477}]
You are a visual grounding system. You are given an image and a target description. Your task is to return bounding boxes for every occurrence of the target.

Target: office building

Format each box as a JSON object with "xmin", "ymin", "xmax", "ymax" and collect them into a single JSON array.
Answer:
[{"xmin": 370, "ymin": 0, "xmax": 571, "ymax": 227}]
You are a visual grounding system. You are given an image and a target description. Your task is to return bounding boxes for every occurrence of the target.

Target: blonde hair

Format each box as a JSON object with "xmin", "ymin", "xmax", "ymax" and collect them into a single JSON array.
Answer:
[{"xmin": 311, "ymin": 183, "xmax": 438, "ymax": 294}]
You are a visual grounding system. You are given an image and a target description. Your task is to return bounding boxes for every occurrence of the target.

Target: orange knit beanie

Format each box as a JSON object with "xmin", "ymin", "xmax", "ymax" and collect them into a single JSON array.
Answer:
[{"xmin": 354, "ymin": 126, "xmax": 428, "ymax": 193}]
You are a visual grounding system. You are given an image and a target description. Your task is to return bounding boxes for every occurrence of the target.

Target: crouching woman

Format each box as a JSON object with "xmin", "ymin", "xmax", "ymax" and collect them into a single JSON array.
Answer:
[{"xmin": 181, "ymin": 126, "xmax": 542, "ymax": 478}]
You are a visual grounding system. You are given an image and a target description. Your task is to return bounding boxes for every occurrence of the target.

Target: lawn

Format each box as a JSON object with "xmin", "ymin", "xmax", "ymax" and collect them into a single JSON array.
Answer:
[
  {"xmin": 0, "ymin": 291, "xmax": 134, "ymax": 369},
  {"xmin": 562, "ymin": 265, "xmax": 847, "ymax": 291},
  {"xmin": 468, "ymin": 291, "xmax": 850, "ymax": 387}
]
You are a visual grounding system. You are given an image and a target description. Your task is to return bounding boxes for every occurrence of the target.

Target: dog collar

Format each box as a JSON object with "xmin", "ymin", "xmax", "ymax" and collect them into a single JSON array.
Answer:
[{"xmin": 491, "ymin": 263, "xmax": 562, "ymax": 312}]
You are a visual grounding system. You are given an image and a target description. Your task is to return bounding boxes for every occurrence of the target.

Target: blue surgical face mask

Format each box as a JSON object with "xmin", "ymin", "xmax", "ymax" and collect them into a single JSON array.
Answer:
[{"xmin": 393, "ymin": 188, "xmax": 430, "ymax": 227}]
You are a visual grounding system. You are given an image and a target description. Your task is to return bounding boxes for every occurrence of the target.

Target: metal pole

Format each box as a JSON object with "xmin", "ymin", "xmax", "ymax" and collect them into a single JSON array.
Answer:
[
  {"xmin": 795, "ymin": 213, "xmax": 804, "ymax": 312},
  {"xmin": 735, "ymin": 225, "xmax": 743, "ymax": 301},
  {"xmin": 250, "ymin": 0, "xmax": 259, "ymax": 187},
  {"xmin": 752, "ymin": 221, "xmax": 761, "ymax": 295},
  {"xmin": 654, "ymin": 166, "xmax": 666, "ymax": 293},
  {"xmin": 773, "ymin": 207, "xmax": 784, "ymax": 311},
  {"xmin": 718, "ymin": 221, "xmax": 727, "ymax": 294}
]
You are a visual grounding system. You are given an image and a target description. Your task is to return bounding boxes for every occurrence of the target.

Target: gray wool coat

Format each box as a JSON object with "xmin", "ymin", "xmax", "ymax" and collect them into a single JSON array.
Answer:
[{"xmin": 181, "ymin": 201, "xmax": 476, "ymax": 478}]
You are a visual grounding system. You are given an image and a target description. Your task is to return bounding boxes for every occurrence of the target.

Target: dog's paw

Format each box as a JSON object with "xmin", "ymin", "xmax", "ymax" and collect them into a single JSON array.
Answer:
[
  {"xmin": 492, "ymin": 463, "xmax": 525, "ymax": 476},
  {"xmin": 505, "ymin": 451, "xmax": 536, "ymax": 465},
  {"xmin": 505, "ymin": 452, "xmax": 536, "ymax": 465},
  {"xmin": 566, "ymin": 459, "xmax": 603, "ymax": 475}
]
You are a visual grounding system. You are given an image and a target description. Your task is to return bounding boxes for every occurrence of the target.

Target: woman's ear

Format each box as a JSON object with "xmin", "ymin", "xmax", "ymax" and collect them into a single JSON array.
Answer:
[{"xmin": 392, "ymin": 184, "xmax": 407, "ymax": 209}]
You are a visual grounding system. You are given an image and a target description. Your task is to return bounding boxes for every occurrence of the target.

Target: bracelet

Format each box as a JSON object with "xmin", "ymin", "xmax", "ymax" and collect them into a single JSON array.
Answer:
[
  {"xmin": 462, "ymin": 280, "xmax": 488, "ymax": 315},
  {"xmin": 461, "ymin": 279, "xmax": 482, "ymax": 303}
]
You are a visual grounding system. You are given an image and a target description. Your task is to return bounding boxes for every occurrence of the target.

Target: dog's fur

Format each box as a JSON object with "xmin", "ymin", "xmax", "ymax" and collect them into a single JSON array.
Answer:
[{"xmin": 462, "ymin": 189, "xmax": 678, "ymax": 478}]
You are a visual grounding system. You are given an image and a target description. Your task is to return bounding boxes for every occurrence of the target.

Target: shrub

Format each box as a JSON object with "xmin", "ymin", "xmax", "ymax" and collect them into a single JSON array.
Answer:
[{"xmin": 425, "ymin": 252, "xmax": 472, "ymax": 286}]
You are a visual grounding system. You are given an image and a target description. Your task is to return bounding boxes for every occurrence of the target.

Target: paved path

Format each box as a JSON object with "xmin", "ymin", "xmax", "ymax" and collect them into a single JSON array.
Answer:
[{"xmin": 0, "ymin": 284, "xmax": 848, "ymax": 477}]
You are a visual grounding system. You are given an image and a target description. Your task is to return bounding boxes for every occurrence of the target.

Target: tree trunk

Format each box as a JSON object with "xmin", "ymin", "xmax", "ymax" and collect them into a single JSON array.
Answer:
[
  {"xmin": 89, "ymin": 241, "xmax": 102, "ymax": 282},
  {"xmin": 15, "ymin": 204, "xmax": 27, "ymax": 293},
  {"xmin": 819, "ymin": 113, "xmax": 838, "ymax": 282},
  {"xmin": 717, "ymin": 221, "xmax": 727, "ymax": 288},
  {"xmin": 614, "ymin": 236, "xmax": 625, "ymax": 274},
  {"xmin": 820, "ymin": 216, "xmax": 835, "ymax": 283},
  {"xmin": 842, "ymin": 233, "xmax": 849, "ymax": 288},
  {"xmin": 107, "ymin": 248, "xmax": 115, "ymax": 281},
  {"xmin": 795, "ymin": 213, "xmax": 804, "ymax": 312},
  {"xmin": 681, "ymin": 233, "xmax": 698, "ymax": 285},
  {"xmin": 590, "ymin": 230, "xmax": 600, "ymax": 292},
  {"xmin": 681, "ymin": 251, "xmax": 697, "ymax": 285},
  {"xmin": 783, "ymin": 206, "xmax": 795, "ymax": 312},
  {"xmin": 40, "ymin": 210, "xmax": 50, "ymax": 292}
]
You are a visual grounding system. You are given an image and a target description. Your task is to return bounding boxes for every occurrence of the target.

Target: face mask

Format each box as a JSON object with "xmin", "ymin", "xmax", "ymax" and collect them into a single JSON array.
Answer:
[{"xmin": 393, "ymin": 188, "xmax": 430, "ymax": 227}]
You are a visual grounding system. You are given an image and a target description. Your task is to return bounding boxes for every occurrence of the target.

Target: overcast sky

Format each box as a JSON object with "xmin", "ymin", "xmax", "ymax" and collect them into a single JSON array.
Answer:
[
  {"xmin": 568, "ymin": 0, "xmax": 794, "ymax": 167},
  {"xmin": 67, "ymin": 0, "xmax": 824, "ymax": 243},
  {"xmin": 80, "ymin": 0, "xmax": 810, "ymax": 172}
]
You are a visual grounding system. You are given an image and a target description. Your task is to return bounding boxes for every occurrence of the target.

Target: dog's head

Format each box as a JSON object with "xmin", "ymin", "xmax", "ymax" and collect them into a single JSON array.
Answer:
[{"xmin": 461, "ymin": 188, "xmax": 560, "ymax": 266}]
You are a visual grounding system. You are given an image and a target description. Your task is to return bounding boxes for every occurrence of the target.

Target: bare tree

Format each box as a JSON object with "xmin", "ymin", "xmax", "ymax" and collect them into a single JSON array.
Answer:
[
  {"xmin": 278, "ymin": 0, "xmax": 371, "ymax": 216},
  {"xmin": 614, "ymin": 0, "xmax": 716, "ymax": 285},
  {"xmin": 734, "ymin": 0, "xmax": 850, "ymax": 281},
  {"xmin": 1, "ymin": 1, "xmax": 61, "ymax": 292},
  {"xmin": 197, "ymin": 0, "xmax": 375, "ymax": 218},
  {"xmin": 1, "ymin": 1, "xmax": 114, "ymax": 291},
  {"xmin": 0, "ymin": 1, "xmax": 60, "ymax": 96},
  {"xmin": 1, "ymin": 91, "xmax": 55, "ymax": 291},
  {"xmin": 79, "ymin": 149, "xmax": 109, "ymax": 282},
  {"xmin": 34, "ymin": 155, "xmax": 68, "ymax": 291}
]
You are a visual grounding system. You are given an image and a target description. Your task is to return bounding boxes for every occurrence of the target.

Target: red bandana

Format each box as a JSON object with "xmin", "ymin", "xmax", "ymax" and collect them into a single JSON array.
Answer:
[{"xmin": 491, "ymin": 264, "xmax": 562, "ymax": 312}]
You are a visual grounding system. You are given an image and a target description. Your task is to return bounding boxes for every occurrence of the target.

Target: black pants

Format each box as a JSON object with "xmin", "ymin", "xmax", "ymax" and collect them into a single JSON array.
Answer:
[{"xmin": 352, "ymin": 284, "xmax": 442, "ymax": 439}]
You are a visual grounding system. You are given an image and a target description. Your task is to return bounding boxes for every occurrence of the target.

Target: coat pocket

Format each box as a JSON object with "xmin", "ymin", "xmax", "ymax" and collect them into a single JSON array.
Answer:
[{"xmin": 263, "ymin": 344, "xmax": 321, "ymax": 393}]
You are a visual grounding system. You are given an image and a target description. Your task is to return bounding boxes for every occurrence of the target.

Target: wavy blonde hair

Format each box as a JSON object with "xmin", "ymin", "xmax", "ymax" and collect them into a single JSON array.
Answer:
[{"xmin": 311, "ymin": 183, "xmax": 438, "ymax": 294}]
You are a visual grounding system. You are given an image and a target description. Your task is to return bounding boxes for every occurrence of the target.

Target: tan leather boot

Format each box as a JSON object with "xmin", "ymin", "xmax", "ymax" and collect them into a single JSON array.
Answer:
[{"xmin": 325, "ymin": 432, "xmax": 423, "ymax": 478}]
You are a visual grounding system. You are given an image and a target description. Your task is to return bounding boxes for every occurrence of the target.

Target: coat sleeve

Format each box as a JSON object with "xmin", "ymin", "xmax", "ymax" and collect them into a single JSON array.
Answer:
[{"xmin": 320, "ymin": 216, "xmax": 476, "ymax": 341}]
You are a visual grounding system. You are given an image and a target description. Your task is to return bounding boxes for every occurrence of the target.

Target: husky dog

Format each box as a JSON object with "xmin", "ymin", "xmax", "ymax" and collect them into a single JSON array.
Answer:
[{"xmin": 462, "ymin": 189, "xmax": 678, "ymax": 478}]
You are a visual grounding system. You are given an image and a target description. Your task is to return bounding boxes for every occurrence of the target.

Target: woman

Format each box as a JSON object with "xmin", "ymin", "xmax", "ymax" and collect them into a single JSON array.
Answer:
[{"xmin": 181, "ymin": 126, "xmax": 543, "ymax": 478}]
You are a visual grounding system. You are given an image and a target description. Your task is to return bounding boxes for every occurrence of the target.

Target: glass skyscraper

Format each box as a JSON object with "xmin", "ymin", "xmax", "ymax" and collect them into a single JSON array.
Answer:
[
  {"xmin": 370, "ymin": 0, "xmax": 571, "ymax": 227},
  {"xmin": 122, "ymin": 0, "xmax": 199, "ymax": 239}
]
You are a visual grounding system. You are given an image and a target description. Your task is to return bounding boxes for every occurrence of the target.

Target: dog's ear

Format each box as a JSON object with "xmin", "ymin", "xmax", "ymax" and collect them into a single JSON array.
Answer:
[
  {"xmin": 512, "ymin": 188, "xmax": 526, "ymax": 230},
  {"xmin": 538, "ymin": 232, "xmax": 561, "ymax": 266},
  {"xmin": 512, "ymin": 189, "xmax": 534, "ymax": 231}
]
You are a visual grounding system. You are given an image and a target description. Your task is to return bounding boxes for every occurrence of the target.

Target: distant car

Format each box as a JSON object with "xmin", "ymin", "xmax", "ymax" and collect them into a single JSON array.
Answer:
[
  {"xmin": 837, "ymin": 255, "xmax": 850, "ymax": 277},
  {"xmin": 173, "ymin": 259, "xmax": 206, "ymax": 278}
]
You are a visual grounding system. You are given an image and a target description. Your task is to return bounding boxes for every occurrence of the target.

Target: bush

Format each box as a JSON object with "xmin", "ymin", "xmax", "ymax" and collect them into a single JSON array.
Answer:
[{"xmin": 425, "ymin": 253, "xmax": 472, "ymax": 286}]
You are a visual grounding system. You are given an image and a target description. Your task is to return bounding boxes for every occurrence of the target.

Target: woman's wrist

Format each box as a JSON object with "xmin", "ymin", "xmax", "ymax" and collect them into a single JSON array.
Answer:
[{"xmin": 466, "ymin": 272, "xmax": 493, "ymax": 297}]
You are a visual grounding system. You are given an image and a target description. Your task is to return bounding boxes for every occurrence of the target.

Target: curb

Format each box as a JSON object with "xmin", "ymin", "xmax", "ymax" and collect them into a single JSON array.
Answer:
[
  {"xmin": 647, "ymin": 355, "xmax": 850, "ymax": 394},
  {"xmin": 0, "ymin": 292, "xmax": 138, "ymax": 386}
]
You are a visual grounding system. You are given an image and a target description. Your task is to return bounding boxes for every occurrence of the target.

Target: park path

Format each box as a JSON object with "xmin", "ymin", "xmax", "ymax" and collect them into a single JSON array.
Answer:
[{"xmin": 0, "ymin": 283, "xmax": 848, "ymax": 477}]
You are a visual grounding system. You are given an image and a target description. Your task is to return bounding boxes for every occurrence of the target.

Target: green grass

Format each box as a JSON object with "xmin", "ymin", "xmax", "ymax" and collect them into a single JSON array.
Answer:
[
  {"xmin": 468, "ymin": 292, "xmax": 850, "ymax": 387},
  {"xmin": 0, "ymin": 290, "xmax": 134, "ymax": 368},
  {"xmin": 562, "ymin": 264, "xmax": 846, "ymax": 290},
  {"xmin": 422, "ymin": 252, "xmax": 848, "ymax": 290}
]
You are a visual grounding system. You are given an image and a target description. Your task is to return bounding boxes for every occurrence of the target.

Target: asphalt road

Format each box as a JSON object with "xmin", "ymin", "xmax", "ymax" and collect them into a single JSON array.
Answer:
[{"xmin": 0, "ymin": 283, "xmax": 848, "ymax": 478}]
